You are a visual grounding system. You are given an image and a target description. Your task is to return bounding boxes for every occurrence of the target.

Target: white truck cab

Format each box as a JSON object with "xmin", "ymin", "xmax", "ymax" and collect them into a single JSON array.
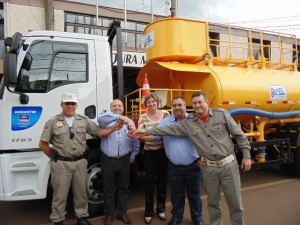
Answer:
[{"xmin": 0, "ymin": 20, "xmax": 124, "ymax": 214}]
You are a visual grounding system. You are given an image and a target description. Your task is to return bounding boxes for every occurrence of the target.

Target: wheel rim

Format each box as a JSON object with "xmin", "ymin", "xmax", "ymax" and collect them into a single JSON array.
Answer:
[{"xmin": 86, "ymin": 162, "xmax": 104, "ymax": 204}]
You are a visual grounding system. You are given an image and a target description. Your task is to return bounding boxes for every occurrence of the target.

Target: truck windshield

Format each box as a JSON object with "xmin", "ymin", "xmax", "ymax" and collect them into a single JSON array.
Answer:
[{"xmin": 15, "ymin": 40, "xmax": 88, "ymax": 92}]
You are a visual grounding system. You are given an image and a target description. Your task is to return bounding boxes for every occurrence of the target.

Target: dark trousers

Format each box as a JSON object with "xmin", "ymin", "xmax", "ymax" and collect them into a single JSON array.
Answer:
[
  {"xmin": 168, "ymin": 162, "xmax": 203, "ymax": 223},
  {"xmin": 144, "ymin": 149, "xmax": 168, "ymax": 217},
  {"xmin": 101, "ymin": 154, "xmax": 130, "ymax": 218}
]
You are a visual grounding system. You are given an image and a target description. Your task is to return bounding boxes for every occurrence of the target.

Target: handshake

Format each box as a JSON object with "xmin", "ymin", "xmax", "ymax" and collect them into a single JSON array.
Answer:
[{"xmin": 116, "ymin": 115, "xmax": 146, "ymax": 139}]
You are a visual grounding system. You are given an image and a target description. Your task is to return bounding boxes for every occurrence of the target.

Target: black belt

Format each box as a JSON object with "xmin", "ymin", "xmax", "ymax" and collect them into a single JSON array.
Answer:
[
  {"xmin": 51, "ymin": 149, "xmax": 87, "ymax": 162},
  {"xmin": 102, "ymin": 153, "xmax": 130, "ymax": 160},
  {"xmin": 57, "ymin": 154, "xmax": 86, "ymax": 162},
  {"xmin": 169, "ymin": 159, "xmax": 199, "ymax": 168}
]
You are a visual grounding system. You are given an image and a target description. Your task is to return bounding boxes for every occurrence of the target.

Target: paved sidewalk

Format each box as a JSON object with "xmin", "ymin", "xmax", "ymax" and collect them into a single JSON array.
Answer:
[{"xmin": 41, "ymin": 178, "xmax": 300, "ymax": 225}]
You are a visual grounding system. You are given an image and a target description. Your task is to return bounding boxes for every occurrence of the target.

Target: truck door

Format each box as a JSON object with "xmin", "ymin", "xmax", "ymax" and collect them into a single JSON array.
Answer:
[{"xmin": 0, "ymin": 34, "xmax": 99, "ymax": 200}]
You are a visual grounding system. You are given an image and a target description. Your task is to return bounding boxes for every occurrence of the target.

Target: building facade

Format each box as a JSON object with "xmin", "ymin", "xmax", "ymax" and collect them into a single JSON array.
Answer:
[
  {"xmin": 0, "ymin": 0, "xmax": 166, "ymax": 84},
  {"xmin": 0, "ymin": 0, "xmax": 299, "ymax": 83}
]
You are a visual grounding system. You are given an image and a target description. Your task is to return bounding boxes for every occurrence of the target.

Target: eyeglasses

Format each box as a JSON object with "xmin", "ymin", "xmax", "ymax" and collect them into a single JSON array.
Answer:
[{"xmin": 69, "ymin": 127, "xmax": 74, "ymax": 139}]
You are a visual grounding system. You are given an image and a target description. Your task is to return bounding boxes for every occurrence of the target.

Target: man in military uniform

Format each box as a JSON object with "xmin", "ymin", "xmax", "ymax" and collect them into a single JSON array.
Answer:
[
  {"xmin": 39, "ymin": 93, "xmax": 123, "ymax": 225},
  {"xmin": 129, "ymin": 91, "xmax": 252, "ymax": 225}
]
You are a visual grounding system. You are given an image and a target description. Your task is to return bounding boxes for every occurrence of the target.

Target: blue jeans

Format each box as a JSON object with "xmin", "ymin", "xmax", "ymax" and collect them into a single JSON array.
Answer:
[{"xmin": 168, "ymin": 161, "xmax": 203, "ymax": 223}]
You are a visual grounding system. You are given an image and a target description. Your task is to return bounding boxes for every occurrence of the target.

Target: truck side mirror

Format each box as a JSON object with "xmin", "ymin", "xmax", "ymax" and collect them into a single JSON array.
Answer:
[
  {"xmin": 3, "ymin": 53, "xmax": 17, "ymax": 86},
  {"xmin": 3, "ymin": 32, "xmax": 23, "ymax": 86}
]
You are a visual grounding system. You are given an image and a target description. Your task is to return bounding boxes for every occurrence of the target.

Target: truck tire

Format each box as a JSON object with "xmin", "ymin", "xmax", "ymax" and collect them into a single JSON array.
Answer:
[
  {"xmin": 278, "ymin": 125, "xmax": 300, "ymax": 177},
  {"xmin": 86, "ymin": 158, "xmax": 104, "ymax": 217},
  {"xmin": 291, "ymin": 131, "xmax": 300, "ymax": 177},
  {"xmin": 279, "ymin": 164, "xmax": 295, "ymax": 176}
]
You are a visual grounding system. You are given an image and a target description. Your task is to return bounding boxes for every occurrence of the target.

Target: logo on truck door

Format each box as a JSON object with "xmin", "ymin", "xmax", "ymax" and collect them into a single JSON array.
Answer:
[{"xmin": 11, "ymin": 106, "xmax": 42, "ymax": 131}]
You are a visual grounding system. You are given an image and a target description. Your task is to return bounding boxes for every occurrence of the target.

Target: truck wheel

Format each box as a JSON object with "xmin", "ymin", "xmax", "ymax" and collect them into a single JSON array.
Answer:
[
  {"xmin": 279, "ymin": 164, "xmax": 295, "ymax": 176},
  {"xmin": 86, "ymin": 160, "xmax": 104, "ymax": 216},
  {"xmin": 291, "ymin": 132, "xmax": 300, "ymax": 177},
  {"xmin": 279, "ymin": 126, "xmax": 300, "ymax": 177}
]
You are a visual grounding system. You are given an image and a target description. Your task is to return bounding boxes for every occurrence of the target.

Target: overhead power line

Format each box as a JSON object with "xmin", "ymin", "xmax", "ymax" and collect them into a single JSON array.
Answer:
[{"xmin": 227, "ymin": 14, "xmax": 300, "ymax": 24}]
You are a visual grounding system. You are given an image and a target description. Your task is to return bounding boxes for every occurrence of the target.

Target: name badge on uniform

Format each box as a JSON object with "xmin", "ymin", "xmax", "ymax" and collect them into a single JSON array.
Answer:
[{"xmin": 56, "ymin": 121, "xmax": 63, "ymax": 128}]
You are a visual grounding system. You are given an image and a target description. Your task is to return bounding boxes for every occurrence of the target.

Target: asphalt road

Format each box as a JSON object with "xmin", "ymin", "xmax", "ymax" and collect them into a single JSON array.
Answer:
[{"xmin": 0, "ymin": 165, "xmax": 300, "ymax": 225}]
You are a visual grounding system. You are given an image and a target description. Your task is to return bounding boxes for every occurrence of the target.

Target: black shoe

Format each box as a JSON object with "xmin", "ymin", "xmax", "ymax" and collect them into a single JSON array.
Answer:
[
  {"xmin": 54, "ymin": 221, "xmax": 64, "ymax": 225},
  {"xmin": 168, "ymin": 220, "xmax": 181, "ymax": 225},
  {"xmin": 77, "ymin": 217, "xmax": 92, "ymax": 225},
  {"xmin": 117, "ymin": 214, "xmax": 132, "ymax": 224},
  {"xmin": 104, "ymin": 216, "xmax": 113, "ymax": 225}
]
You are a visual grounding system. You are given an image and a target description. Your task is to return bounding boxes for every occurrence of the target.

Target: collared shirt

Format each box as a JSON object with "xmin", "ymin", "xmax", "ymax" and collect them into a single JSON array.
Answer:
[
  {"xmin": 98, "ymin": 112, "xmax": 140, "ymax": 160},
  {"xmin": 146, "ymin": 108, "xmax": 251, "ymax": 161},
  {"xmin": 155, "ymin": 114, "xmax": 199, "ymax": 166},
  {"xmin": 40, "ymin": 113, "xmax": 101, "ymax": 157}
]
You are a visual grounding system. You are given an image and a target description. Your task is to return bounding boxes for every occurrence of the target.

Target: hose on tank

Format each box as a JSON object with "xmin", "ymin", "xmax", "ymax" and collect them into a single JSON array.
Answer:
[{"xmin": 228, "ymin": 108, "xmax": 300, "ymax": 119}]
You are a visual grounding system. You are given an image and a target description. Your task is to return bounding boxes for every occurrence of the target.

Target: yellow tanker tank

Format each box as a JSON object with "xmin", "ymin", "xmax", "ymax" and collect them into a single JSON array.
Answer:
[
  {"xmin": 134, "ymin": 18, "xmax": 300, "ymax": 174},
  {"xmin": 139, "ymin": 18, "xmax": 300, "ymax": 113}
]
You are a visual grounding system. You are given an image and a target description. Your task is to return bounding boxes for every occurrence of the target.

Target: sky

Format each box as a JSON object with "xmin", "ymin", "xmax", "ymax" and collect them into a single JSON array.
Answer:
[{"xmin": 73, "ymin": 0, "xmax": 300, "ymax": 37}]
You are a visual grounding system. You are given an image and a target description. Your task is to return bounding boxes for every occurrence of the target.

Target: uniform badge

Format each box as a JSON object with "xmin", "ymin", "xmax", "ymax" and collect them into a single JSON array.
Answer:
[
  {"xmin": 56, "ymin": 121, "xmax": 63, "ymax": 128},
  {"xmin": 193, "ymin": 124, "xmax": 200, "ymax": 129}
]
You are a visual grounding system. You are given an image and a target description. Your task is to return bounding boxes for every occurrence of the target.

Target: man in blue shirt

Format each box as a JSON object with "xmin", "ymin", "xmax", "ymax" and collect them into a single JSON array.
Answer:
[
  {"xmin": 144, "ymin": 96, "xmax": 204, "ymax": 225},
  {"xmin": 98, "ymin": 99, "xmax": 140, "ymax": 225}
]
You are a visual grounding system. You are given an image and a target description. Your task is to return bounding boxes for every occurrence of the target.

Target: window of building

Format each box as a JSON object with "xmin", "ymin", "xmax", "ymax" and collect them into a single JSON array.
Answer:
[
  {"xmin": 209, "ymin": 32, "xmax": 219, "ymax": 57},
  {"xmin": 64, "ymin": 12, "xmax": 147, "ymax": 51},
  {"xmin": 122, "ymin": 21, "xmax": 136, "ymax": 30},
  {"xmin": 16, "ymin": 40, "xmax": 88, "ymax": 92},
  {"xmin": 293, "ymin": 45, "xmax": 300, "ymax": 71},
  {"xmin": 252, "ymin": 38, "xmax": 270, "ymax": 60},
  {"xmin": 137, "ymin": 23, "xmax": 146, "ymax": 32}
]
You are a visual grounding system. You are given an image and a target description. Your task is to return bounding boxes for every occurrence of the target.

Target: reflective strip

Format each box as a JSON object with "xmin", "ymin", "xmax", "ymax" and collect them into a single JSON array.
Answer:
[
  {"xmin": 223, "ymin": 101, "xmax": 236, "ymax": 105},
  {"xmin": 282, "ymin": 101, "xmax": 293, "ymax": 104},
  {"xmin": 266, "ymin": 101, "xmax": 278, "ymax": 104},
  {"xmin": 245, "ymin": 101, "xmax": 257, "ymax": 104}
]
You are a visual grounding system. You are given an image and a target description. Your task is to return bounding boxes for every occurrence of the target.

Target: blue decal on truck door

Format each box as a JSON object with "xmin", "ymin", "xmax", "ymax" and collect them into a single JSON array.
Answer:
[{"xmin": 11, "ymin": 106, "xmax": 42, "ymax": 131}]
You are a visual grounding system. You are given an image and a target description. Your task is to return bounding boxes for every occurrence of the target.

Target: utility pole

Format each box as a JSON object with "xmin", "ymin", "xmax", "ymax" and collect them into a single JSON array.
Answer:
[
  {"xmin": 170, "ymin": 0, "xmax": 177, "ymax": 17},
  {"xmin": 44, "ymin": 0, "xmax": 54, "ymax": 30}
]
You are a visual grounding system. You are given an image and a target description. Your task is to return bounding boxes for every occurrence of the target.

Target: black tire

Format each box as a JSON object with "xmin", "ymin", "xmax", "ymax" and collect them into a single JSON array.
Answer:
[
  {"xmin": 278, "ymin": 126, "xmax": 300, "ymax": 177},
  {"xmin": 291, "ymin": 132, "xmax": 300, "ymax": 177},
  {"xmin": 86, "ymin": 155, "xmax": 104, "ymax": 217},
  {"xmin": 279, "ymin": 164, "xmax": 295, "ymax": 176}
]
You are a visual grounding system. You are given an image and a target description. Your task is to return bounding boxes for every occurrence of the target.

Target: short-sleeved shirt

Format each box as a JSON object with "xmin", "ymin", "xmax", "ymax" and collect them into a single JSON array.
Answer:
[
  {"xmin": 138, "ymin": 110, "xmax": 170, "ymax": 151},
  {"xmin": 146, "ymin": 108, "xmax": 251, "ymax": 160},
  {"xmin": 40, "ymin": 113, "xmax": 101, "ymax": 157},
  {"xmin": 155, "ymin": 114, "xmax": 200, "ymax": 165}
]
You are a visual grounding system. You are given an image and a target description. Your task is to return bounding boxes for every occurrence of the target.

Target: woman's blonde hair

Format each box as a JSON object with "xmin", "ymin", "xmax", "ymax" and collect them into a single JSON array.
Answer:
[{"xmin": 143, "ymin": 93, "xmax": 160, "ymax": 107}]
